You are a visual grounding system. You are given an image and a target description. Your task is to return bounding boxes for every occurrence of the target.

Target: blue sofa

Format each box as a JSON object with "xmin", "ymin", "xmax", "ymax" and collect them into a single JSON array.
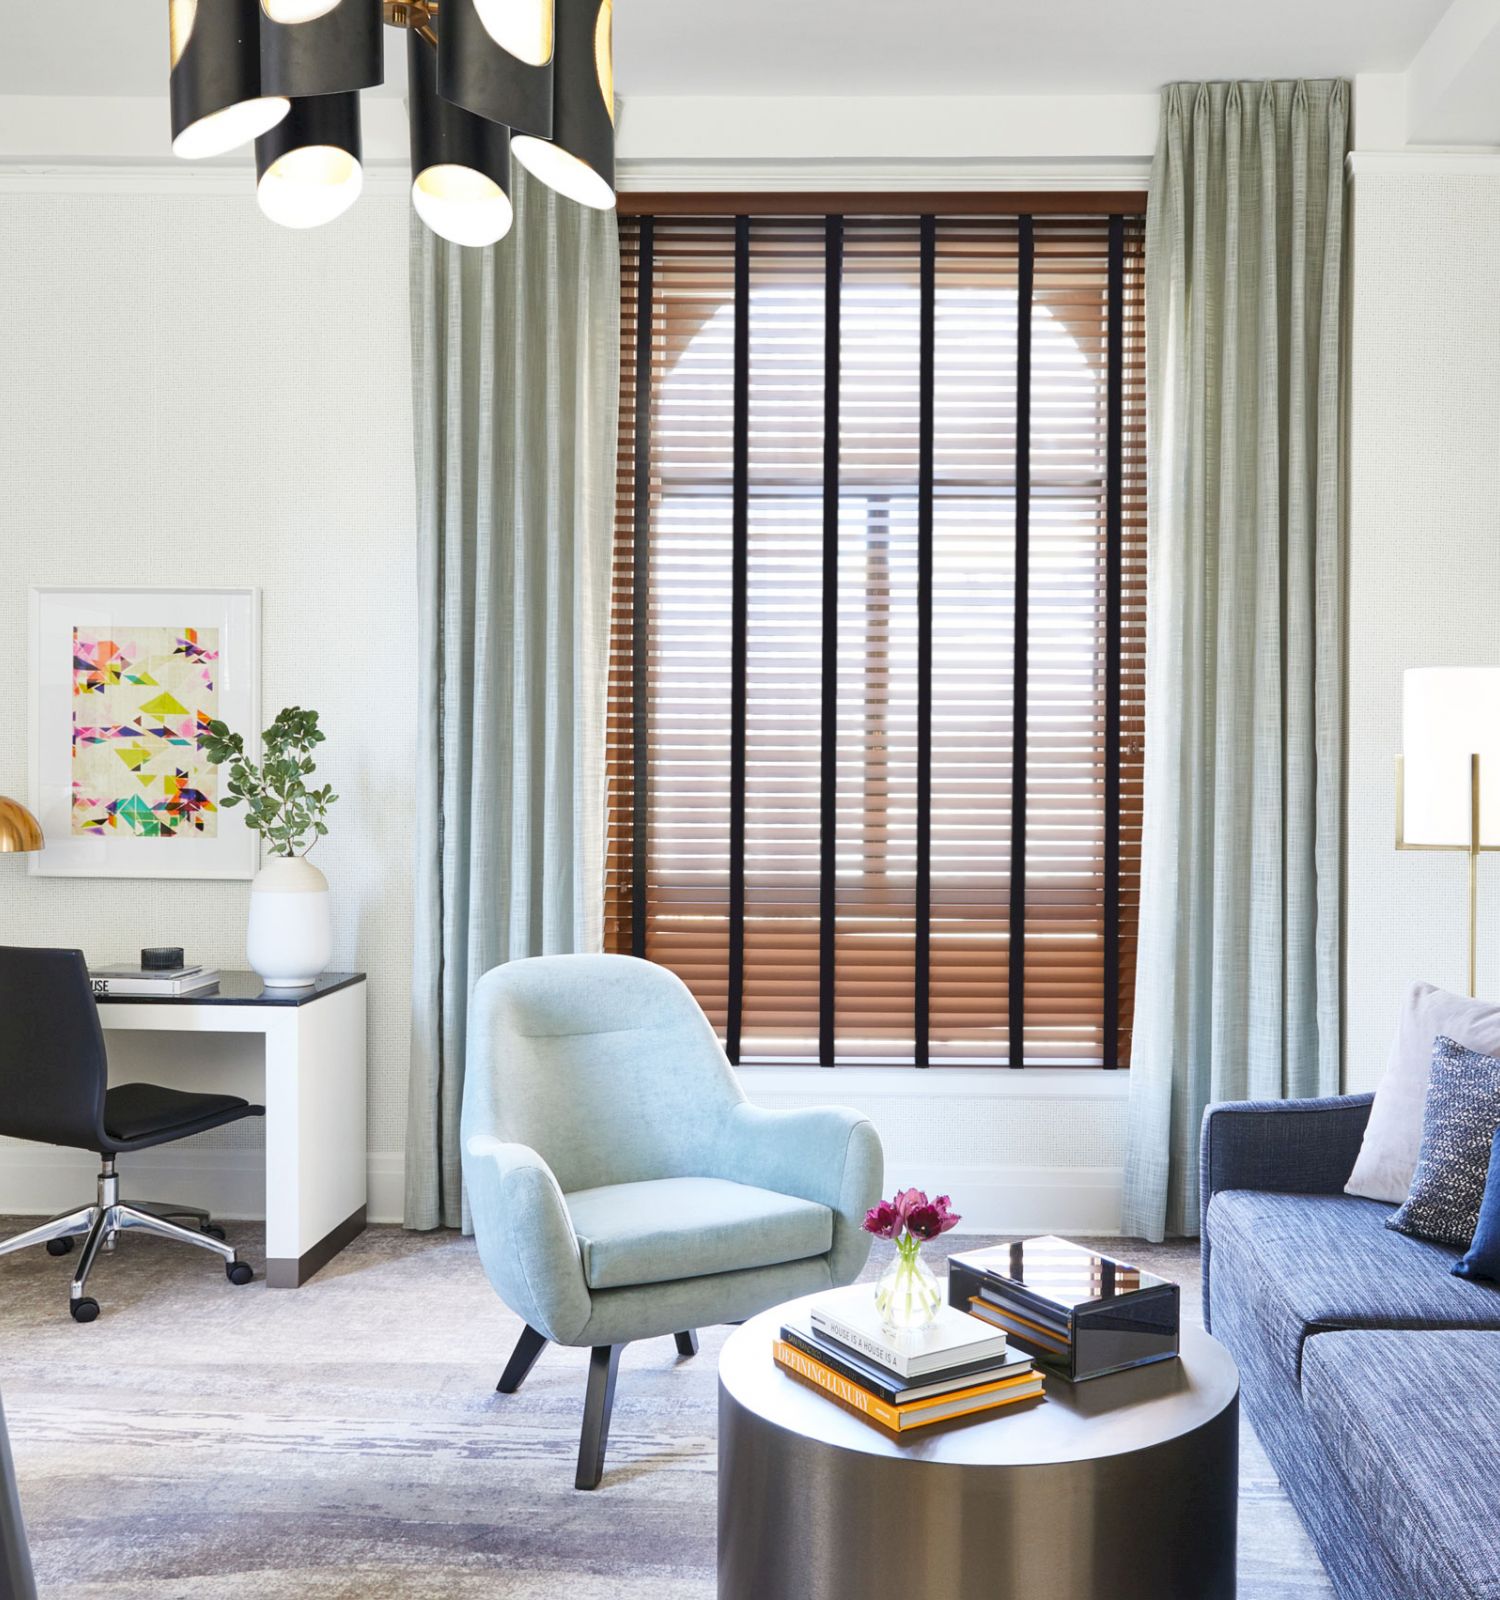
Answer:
[{"xmin": 1202, "ymin": 1093, "xmax": 1500, "ymax": 1600}]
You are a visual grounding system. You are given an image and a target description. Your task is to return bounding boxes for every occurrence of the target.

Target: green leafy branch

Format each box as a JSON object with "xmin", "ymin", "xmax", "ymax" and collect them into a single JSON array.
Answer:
[{"xmin": 201, "ymin": 707, "xmax": 338, "ymax": 858}]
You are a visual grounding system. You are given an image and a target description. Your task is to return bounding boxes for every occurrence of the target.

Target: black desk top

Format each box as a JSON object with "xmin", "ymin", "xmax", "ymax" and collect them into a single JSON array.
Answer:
[{"xmin": 94, "ymin": 971, "xmax": 366, "ymax": 1008}]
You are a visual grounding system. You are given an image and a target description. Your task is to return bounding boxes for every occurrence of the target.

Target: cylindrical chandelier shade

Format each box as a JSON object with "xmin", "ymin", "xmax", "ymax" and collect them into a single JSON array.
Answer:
[
  {"xmin": 260, "ymin": 0, "xmax": 384, "ymax": 99},
  {"xmin": 169, "ymin": 0, "xmax": 289, "ymax": 160},
  {"xmin": 512, "ymin": 0, "xmax": 614, "ymax": 209},
  {"xmin": 439, "ymin": 0, "xmax": 555, "ymax": 141},
  {"xmin": 408, "ymin": 30, "xmax": 515, "ymax": 249},
  {"xmin": 255, "ymin": 94, "xmax": 363, "ymax": 229}
]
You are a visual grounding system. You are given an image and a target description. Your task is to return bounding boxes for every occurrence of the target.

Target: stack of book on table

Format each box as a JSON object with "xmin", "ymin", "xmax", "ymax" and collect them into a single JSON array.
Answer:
[
  {"xmin": 774, "ymin": 1283, "xmax": 1043, "ymax": 1434},
  {"xmin": 88, "ymin": 963, "xmax": 221, "ymax": 998}
]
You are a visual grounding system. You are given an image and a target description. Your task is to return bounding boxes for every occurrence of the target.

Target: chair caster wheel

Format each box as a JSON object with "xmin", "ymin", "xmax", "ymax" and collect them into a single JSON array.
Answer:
[
  {"xmin": 47, "ymin": 1237, "xmax": 74, "ymax": 1257},
  {"xmin": 226, "ymin": 1261, "xmax": 254, "ymax": 1286},
  {"xmin": 202, "ymin": 1224, "xmax": 227, "ymax": 1241},
  {"xmin": 71, "ymin": 1297, "xmax": 100, "ymax": 1323}
]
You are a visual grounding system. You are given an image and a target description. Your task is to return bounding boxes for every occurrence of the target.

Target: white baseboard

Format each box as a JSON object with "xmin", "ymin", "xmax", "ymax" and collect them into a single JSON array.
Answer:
[
  {"xmin": 0, "ymin": 1147, "xmax": 406, "ymax": 1227},
  {"xmin": 933, "ymin": 1165, "xmax": 1125, "ymax": 1237}
]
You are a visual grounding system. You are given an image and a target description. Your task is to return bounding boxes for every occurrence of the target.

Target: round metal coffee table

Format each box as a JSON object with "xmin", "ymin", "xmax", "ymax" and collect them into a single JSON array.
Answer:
[{"xmin": 718, "ymin": 1295, "xmax": 1238, "ymax": 1600}]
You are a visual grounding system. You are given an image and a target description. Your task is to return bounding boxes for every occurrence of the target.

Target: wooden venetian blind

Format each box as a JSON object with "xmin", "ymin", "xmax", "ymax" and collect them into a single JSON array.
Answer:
[{"xmin": 607, "ymin": 206, "xmax": 1146, "ymax": 1067}]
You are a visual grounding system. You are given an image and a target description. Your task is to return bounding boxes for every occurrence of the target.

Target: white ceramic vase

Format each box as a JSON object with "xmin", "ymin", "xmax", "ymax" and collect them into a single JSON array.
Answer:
[{"xmin": 247, "ymin": 855, "xmax": 331, "ymax": 989}]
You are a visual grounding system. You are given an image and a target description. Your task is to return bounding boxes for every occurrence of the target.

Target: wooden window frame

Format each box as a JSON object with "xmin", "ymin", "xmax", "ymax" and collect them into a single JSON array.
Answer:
[{"xmin": 608, "ymin": 195, "xmax": 1146, "ymax": 1069}]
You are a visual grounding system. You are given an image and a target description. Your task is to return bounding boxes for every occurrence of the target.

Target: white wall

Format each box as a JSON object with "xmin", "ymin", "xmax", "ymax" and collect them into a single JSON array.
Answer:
[
  {"xmin": 1345, "ymin": 158, "xmax": 1500, "ymax": 1090},
  {"xmin": 743, "ymin": 1068, "xmax": 1129, "ymax": 1236},
  {"xmin": 0, "ymin": 171, "xmax": 1135, "ymax": 1236},
  {"xmin": 0, "ymin": 182, "xmax": 417, "ymax": 1220}
]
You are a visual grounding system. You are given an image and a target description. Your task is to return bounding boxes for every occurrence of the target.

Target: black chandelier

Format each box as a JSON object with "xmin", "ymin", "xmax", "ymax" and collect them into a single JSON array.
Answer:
[{"xmin": 168, "ymin": 0, "xmax": 615, "ymax": 242}]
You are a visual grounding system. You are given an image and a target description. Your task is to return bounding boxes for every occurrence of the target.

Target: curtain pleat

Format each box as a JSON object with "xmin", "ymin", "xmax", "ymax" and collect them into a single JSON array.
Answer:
[
  {"xmin": 406, "ymin": 172, "xmax": 620, "ymax": 1230},
  {"xmin": 1123, "ymin": 80, "xmax": 1348, "ymax": 1241}
]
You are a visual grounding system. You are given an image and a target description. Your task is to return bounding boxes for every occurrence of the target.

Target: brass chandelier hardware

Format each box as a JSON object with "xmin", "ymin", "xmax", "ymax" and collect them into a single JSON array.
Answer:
[
  {"xmin": 167, "ymin": 0, "xmax": 615, "ymax": 242},
  {"xmin": 383, "ymin": 2, "xmax": 437, "ymax": 48}
]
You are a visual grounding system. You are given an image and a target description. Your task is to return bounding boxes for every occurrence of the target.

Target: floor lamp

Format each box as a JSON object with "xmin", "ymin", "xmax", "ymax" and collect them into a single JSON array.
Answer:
[{"xmin": 1396, "ymin": 668, "xmax": 1500, "ymax": 997}]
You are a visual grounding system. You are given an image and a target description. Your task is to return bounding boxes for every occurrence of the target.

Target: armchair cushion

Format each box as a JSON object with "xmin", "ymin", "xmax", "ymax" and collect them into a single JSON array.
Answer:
[{"xmin": 565, "ymin": 1176, "xmax": 834, "ymax": 1290}]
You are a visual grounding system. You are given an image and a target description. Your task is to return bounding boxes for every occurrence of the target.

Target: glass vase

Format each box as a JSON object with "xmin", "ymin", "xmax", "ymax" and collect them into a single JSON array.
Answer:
[{"xmin": 874, "ymin": 1235, "xmax": 943, "ymax": 1333}]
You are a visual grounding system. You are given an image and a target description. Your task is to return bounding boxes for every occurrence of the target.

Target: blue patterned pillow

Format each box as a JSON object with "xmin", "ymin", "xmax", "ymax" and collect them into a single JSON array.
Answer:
[{"xmin": 1388, "ymin": 1035, "xmax": 1500, "ymax": 1249}]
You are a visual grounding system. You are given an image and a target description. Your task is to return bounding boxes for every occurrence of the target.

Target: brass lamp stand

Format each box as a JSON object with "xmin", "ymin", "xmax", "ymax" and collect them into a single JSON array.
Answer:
[{"xmin": 1396, "ymin": 753, "xmax": 1497, "ymax": 997}]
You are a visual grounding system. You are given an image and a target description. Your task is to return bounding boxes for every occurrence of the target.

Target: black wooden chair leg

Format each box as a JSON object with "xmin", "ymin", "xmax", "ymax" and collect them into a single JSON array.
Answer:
[
  {"xmin": 674, "ymin": 1330, "xmax": 699, "ymax": 1358},
  {"xmin": 497, "ymin": 1324, "xmax": 549, "ymax": 1395},
  {"xmin": 575, "ymin": 1344, "xmax": 623, "ymax": 1491}
]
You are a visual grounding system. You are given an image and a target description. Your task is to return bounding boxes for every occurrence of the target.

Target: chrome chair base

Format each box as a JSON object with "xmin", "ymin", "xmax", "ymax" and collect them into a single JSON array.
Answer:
[{"xmin": 0, "ymin": 1157, "xmax": 252, "ymax": 1320}]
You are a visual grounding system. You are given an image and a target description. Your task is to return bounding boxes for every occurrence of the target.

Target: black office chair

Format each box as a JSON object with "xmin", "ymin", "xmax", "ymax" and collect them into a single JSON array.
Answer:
[{"xmin": 0, "ymin": 946, "xmax": 263, "ymax": 1323}]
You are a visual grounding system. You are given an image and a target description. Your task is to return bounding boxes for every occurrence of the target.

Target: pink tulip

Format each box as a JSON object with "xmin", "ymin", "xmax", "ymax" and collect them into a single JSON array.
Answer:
[
  {"xmin": 904, "ymin": 1194, "xmax": 962, "ymax": 1240},
  {"xmin": 862, "ymin": 1199, "xmax": 902, "ymax": 1240},
  {"xmin": 863, "ymin": 1188, "xmax": 961, "ymax": 1243}
]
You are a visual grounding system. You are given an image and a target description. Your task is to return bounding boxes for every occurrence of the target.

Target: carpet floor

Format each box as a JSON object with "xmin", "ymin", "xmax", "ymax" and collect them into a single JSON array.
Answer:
[{"xmin": 0, "ymin": 1219, "xmax": 1333, "ymax": 1599}]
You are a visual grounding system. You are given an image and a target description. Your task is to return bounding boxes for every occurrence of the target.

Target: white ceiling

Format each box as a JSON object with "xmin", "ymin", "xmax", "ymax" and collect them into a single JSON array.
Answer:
[{"xmin": 0, "ymin": 0, "xmax": 1458, "ymax": 100}]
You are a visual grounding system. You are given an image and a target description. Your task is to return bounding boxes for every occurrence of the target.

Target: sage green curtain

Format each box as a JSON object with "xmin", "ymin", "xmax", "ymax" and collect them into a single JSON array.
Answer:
[
  {"xmin": 405, "ymin": 171, "xmax": 620, "ymax": 1231},
  {"xmin": 1123, "ymin": 80, "xmax": 1349, "ymax": 1241}
]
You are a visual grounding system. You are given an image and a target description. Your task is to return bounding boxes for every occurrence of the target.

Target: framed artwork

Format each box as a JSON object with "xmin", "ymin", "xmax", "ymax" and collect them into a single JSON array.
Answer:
[{"xmin": 29, "ymin": 586, "xmax": 260, "ymax": 879}]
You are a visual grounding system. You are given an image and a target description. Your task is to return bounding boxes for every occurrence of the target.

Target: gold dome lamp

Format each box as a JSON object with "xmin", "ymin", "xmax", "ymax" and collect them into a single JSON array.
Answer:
[{"xmin": 0, "ymin": 796, "xmax": 44, "ymax": 854}]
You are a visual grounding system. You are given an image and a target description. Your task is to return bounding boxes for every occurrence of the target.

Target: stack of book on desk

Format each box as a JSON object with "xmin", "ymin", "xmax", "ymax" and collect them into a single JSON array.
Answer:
[
  {"xmin": 774, "ymin": 1284, "xmax": 1043, "ymax": 1434},
  {"xmin": 88, "ymin": 963, "xmax": 221, "ymax": 998}
]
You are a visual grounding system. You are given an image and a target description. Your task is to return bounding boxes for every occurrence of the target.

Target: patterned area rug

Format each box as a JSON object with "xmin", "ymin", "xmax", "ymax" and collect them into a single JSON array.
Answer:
[{"xmin": 0, "ymin": 1221, "xmax": 1332, "ymax": 1598}]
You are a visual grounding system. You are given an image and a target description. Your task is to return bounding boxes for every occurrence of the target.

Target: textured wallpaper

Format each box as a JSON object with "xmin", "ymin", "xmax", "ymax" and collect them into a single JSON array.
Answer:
[
  {"xmin": 0, "ymin": 190, "xmax": 417, "ymax": 1177},
  {"xmin": 1346, "ymin": 170, "xmax": 1500, "ymax": 1089}
]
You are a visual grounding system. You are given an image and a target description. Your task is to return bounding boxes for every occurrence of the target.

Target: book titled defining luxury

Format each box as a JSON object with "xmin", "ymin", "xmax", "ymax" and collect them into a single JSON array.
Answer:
[
  {"xmin": 948, "ymin": 1236, "xmax": 1180, "ymax": 1383},
  {"xmin": 88, "ymin": 964, "xmax": 221, "ymax": 998},
  {"xmin": 773, "ymin": 1340, "xmax": 1045, "ymax": 1433},
  {"xmin": 779, "ymin": 1314, "xmax": 1032, "ymax": 1407},
  {"xmin": 808, "ymin": 1284, "xmax": 1011, "ymax": 1379}
]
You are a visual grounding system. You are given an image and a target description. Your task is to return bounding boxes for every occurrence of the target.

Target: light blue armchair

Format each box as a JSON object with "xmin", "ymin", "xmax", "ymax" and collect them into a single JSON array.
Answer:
[{"xmin": 462, "ymin": 953, "xmax": 883, "ymax": 1488}]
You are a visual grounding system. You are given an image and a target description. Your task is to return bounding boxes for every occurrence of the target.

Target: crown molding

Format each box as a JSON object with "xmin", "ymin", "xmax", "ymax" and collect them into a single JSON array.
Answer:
[
  {"xmin": 615, "ymin": 158, "xmax": 1151, "ymax": 193},
  {"xmin": 1347, "ymin": 149, "xmax": 1500, "ymax": 177},
  {"xmin": 0, "ymin": 156, "xmax": 1151, "ymax": 199}
]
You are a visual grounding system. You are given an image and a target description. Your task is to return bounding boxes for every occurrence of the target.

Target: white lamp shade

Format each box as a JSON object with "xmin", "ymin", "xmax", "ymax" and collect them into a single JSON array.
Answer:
[
  {"xmin": 1402, "ymin": 667, "xmax": 1500, "ymax": 846},
  {"xmin": 511, "ymin": 135, "xmax": 616, "ymax": 209},
  {"xmin": 258, "ymin": 145, "xmax": 363, "ymax": 228},
  {"xmin": 474, "ymin": 0, "xmax": 554, "ymax": 64},
  {"xmin": 262, "ymin": 0, "xmax": 341, "ymax": 20},
  {"xmin": 411, "ymin": 166, "xmax": 515, "ymax": 248},
  {"xmin": 172, "ymin": 97, "xmax": 290, "ymax": 160}
]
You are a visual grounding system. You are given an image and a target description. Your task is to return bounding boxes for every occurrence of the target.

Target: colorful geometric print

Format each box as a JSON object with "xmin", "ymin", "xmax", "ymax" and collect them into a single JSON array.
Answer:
[{"xmin": 71, "ymin": 627, "xmax": 221, "ymax": 839}]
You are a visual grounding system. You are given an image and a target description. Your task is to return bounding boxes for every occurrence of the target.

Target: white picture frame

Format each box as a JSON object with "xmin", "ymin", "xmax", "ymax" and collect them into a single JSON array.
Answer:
[{"xmin": 29, "ymin": 586, "xmax": 261, "ymax": 880}]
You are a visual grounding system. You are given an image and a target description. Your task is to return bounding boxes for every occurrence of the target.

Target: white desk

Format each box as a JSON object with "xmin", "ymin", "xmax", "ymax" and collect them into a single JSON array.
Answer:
[{"xmin": 96, "ymin": 972, "xmax": 367, "ymax": 1288}]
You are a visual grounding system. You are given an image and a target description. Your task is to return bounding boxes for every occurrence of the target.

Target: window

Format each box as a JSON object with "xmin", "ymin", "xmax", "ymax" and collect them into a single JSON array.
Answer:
[{"xmin": 607, "ymin": 202, "xmax": 1145, "ymax": 1067}]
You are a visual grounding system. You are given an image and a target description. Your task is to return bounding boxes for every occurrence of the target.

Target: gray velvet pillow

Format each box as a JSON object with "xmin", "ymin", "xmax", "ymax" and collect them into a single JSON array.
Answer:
[
  {"xmin": 1387, "ymin": 1036, "xmax": 1500, "ymax": 1249},
  {"xmin": 1346, "ymin": 983, "xmax": 1500, "ymax": 1204}
]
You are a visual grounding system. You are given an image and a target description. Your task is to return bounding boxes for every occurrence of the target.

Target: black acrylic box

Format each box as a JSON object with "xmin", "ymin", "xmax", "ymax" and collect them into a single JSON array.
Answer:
[{"xmin": 947, "ymin": 1235, "xmax": 1180, "ymax": 1383}]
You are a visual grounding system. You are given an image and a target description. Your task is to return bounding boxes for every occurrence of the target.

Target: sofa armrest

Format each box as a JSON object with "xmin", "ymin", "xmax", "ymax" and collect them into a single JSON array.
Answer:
[
  {"xmin": 1200, "ymin": 1093, "xmax": 1374, "ymax": 1214},
  {"xmin": 463, "ymin": 1136, "xmax": 593, "ymax": 1345},
  {"xmin": 718, "ymin": 1103, "xmax": 884, "ymax": 1287}
]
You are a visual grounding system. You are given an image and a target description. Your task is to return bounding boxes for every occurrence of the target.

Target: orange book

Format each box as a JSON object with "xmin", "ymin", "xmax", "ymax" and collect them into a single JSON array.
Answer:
[{"xmin": 773, "ymin": 1341, "xmax": 1044, "ymax": 1433}]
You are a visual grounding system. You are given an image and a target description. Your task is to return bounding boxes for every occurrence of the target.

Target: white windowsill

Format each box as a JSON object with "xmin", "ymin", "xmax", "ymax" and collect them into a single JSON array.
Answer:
[{"xmin": 733, "ymin": 1064, "xmax": 1131, "ymax": 1101}]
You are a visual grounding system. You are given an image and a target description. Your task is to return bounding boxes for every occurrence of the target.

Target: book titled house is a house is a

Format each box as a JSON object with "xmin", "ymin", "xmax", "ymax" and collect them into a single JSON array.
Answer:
[{"xmin": 809, "ymin": 1284, "xmax": 1010, "ymax": 1379}]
